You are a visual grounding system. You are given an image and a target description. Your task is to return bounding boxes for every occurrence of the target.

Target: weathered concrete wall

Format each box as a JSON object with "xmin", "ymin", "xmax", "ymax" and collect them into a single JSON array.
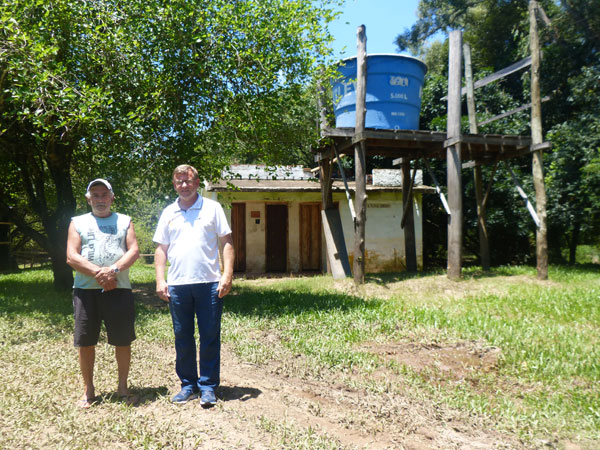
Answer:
[
  {"xmin": 212, "ymin": 189, "xmax": 423, "ymax": 274},
  {"xmin": 336, "ymin": 191, "xmax": 424, "ymax": 272},
  {"xmin": 372, "ymin": 168, "xmax": 423, "ymax": 186},
  {"xmin": 245, "ymin": 202, "xmax": 267, "ymax": 273}
]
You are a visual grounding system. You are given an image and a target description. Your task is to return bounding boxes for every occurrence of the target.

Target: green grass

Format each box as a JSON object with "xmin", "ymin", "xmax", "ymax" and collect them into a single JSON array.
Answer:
[
  {"xmin": 1, "ymin": 261, "xmax": 599, "ymax": 447},
  {"xmin": 222, "ymin": 266, "xmax": 600, "ymax": 441}
]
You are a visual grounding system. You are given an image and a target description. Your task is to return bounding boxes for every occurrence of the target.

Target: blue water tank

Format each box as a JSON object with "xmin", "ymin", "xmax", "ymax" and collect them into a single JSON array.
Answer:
[{"xmin": 332, "ymin": 54, "xmax": 427, "ymax": 130}]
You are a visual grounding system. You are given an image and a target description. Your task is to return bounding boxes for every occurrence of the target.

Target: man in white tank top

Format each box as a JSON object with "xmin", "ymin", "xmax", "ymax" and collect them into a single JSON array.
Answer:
[{"xmin": 66, "ymin": 178, "xmax": 140, "ymax": 408}]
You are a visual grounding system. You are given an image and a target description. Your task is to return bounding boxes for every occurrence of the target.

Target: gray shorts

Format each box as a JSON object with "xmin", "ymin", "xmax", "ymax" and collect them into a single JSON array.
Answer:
[{"xmin": 73, "ymin": 288, "xmax": 136, "ymax": 347}]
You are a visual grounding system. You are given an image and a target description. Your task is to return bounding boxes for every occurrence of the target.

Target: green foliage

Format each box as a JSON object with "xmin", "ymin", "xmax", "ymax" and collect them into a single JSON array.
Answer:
[
  {"xmin": 409, "ymin": 0, "xmax": 600, "ymax": 266},
  {"xmin": 0, "ymin": 0, "xmax": 341, "ymax": 288}
]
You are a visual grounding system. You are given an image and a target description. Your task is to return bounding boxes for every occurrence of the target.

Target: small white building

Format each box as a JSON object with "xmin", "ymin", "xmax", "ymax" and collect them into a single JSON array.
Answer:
[{"xmin": 205, "ymin": 165, "xmax": 433, "ymax": 275}]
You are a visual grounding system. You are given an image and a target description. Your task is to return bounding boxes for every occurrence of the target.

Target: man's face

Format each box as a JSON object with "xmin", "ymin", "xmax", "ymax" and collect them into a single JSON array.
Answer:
[
  {"xmin": 87, "ymin": 185, "xmax": 113, "ymax": 217},
  {"xmin": 173, "ymin": 170, "xmax": 200, "ymax": 201}
]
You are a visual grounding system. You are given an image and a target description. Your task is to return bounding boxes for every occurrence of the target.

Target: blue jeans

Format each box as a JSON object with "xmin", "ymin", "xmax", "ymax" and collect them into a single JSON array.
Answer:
[{"xmin": 168, "ymin": 282, "xmax": 222, "ymax": 392}]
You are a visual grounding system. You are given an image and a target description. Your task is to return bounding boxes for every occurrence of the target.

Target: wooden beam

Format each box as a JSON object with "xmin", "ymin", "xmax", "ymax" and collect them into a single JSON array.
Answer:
[
  {"xmin": 351, "ymin": 129, "xmax": 447, "ymax": 143},
  {"xmin": 530, "ymin": 0, "xmax": 548, "ymax": 280},
  {"xmin": 333, "ymin": 145, "xmax": 356, "ymax": 222},
  {"xmin": 447, "ymin": 30, "xmax": 463, "ymax": 280},
  {"xmin": 464, "ymin": 42, "xmax": 490, "ymax": 271},
  {"xmin": 444, "ymin": 136, "xmax": 462, "ymax": 148},
  {"xmin": 319, "ymin": 146, "xmax": 335, "ymax": 161},
  {"xmin": 319, "ymin": 151, "xmax": 334, "ymax": 211},
  {"xmin": 321, "ymin": 209, "xmax": 352, "ymax": 279},
  {"xmin": 445, "ymin": 134, "xmax": 531, "ymax": 148},
  {"xmin": 532, "ymin": 142, "xmax": 551, "ymax": 152},
  {"xmin": 478, "ymin": 95, "xmax": 551, "ymax": 126},
  {"xmin": 464, "ymin": 43, "xmax": 479, "ymax": 134},
  {"xmin": 401, "ymin": 163, "xmax": 418, "ymax": 228},
  {"xmin": 353, "ymin": 25, "xmax": 367, "ymax": 285},
  {"xmin": 402, "ymin": 160, "xmax": 417, "ymax": 271},
  {"xmin": 441, "ymin": 56, "xmax": 533, "ymax": 100}
]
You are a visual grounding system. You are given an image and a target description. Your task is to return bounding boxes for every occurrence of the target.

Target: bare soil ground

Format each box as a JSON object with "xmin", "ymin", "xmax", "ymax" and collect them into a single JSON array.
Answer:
[{"xmin": 121, "ymin": 340, "xmax": 523, "ymax": 450}]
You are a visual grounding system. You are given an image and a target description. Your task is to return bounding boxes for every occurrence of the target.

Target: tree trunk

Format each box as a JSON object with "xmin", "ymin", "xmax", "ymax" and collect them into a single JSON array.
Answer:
[
  {"xmin": 0, "ymin": 218, "xmax": 13, "ymax": 270},
  {"xmin": 529, "ymin": 0, "xmax": 549, "ymax": 279},
  {"xmin": 568, "ymin": 221, "xmax": 580, "ymax": 265},
  {"xmin": 50, "ymin": 245, "xmax": 74, "ymax": 291},
  {"xmin": 2, "ymin": 139, "xmax": 77, "ymax": 290},
  {"xmin": 45, "ymin": 142, "xmax": 77, "ymax": 291}
]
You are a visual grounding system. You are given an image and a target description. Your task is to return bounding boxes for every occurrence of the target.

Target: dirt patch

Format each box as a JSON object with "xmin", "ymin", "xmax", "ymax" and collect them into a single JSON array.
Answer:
[
  {"xmin": 102, "ymin": 334, "xmax": 528, "ymax": 449},
  {"xmin": 364, "ymin": 340, "xmax": 502, "ymax": 379},
  {"xmin": 214, "ymin": 345, "xmax": 525, "ymax": 449}
]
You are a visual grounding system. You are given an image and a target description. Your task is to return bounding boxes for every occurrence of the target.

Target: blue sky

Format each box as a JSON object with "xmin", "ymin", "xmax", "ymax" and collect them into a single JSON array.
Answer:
[{"xmin": 328, "ymin": 0, "xmax": 422, "ymax": 58}]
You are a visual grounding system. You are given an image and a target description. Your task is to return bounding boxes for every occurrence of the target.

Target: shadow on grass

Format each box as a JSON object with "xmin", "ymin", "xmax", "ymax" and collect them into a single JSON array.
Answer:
[
  {"xmin": 4, "ymin": 265, "xmax": 598, "ymax": 328},
  {"xmin": 0, "ymin": 268, "xmax": 73, "ymax": 330},
  {"xmin": 96, "ymin": 386, "xmax": 170, "ymax": 407},
  {"xmin": 365, "ymin": 271, "xmax": 437, "ymax": 284},
  {"xmin": 133, "ymin": 282, "xmax": 168, "ymax": 310},
  {"xmin": 0, "ymin": 275, "xmax": 169, "ymax": 333},
  {"xmin": 224, "ymin": 284, "xmax": 378, "ymax": 319}
]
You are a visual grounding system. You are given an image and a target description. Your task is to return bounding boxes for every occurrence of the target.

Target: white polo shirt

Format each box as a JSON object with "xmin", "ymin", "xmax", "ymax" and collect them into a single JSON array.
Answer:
[{"xmin": 153, "ymin": 194, "xmax": 232, "ymax": 285}]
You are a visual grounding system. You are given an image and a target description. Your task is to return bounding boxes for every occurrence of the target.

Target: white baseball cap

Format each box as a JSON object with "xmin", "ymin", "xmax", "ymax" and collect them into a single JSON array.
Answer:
[{"xmin": 86, "ymin": 178, "xmax": 113, "ymax": 194}]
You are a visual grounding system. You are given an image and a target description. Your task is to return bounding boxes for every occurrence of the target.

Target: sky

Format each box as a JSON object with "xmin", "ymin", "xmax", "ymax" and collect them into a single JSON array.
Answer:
[{"xmin": 327, "ymin": 0, "xmax": 422, "ymax": 58}]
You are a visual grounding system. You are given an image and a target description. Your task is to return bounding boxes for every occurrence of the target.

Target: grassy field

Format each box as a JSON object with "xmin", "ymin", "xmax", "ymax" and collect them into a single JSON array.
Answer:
[{"xmin": 0, "ymin": 263, "xmax": 598, "ymax": 449}]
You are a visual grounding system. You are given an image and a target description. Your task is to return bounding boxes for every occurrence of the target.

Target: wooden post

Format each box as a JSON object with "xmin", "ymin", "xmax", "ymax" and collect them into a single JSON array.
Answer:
[
  {"xmin": 401, "ymin": 159, "xmax": 417, "ymax": 271},
  {"xmin": 319, "ymin": 156, "xmax": 334, "ymax": 211},
  {"xmin": 354, "ymin": 25, "xmax": 367, "ymax": 285},
  {"xmin": 317, "ymin": 80, "xmax": 335, "ymax": 213},
  {"xmin": 463, "ymin": 43, "xmax": 490, "ymax": 271},
  {"xmin": 447, "ymin": 30, "xmax": 463, "ymax": 280},
  {"xmin": 529, "ymin": 0, "xmax": 548, "ymax": 280},
  {"xmin": 317, "ymin": 76, "xmax": 351, "ymax": 279}
]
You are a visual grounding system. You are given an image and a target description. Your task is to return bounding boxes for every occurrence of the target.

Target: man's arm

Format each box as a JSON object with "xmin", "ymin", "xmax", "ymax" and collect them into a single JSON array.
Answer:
[
  {"xmin": 155, "ymin": 243, "xmax": 170, "ymax": 302},
  {"xmin": 66, "ymin": 221, "xmax": 100, "ymax": 277},
  {"xmin": 217, "ymin": 233, "xmax": 234, "ymax": 298},
  {"xmin": 94, "ymin": 222, "xmax": 140, "ymax": 286}
]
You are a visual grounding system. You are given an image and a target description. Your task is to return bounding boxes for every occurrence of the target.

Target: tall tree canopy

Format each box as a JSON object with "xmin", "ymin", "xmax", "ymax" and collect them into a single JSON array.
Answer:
[
  {"xmin": 398, "ymin": 0, "xmax": 600, "ymax": 265},
  {"xmin": 0, "ymin": 0, "xmax": 341, "ymax": 288}
]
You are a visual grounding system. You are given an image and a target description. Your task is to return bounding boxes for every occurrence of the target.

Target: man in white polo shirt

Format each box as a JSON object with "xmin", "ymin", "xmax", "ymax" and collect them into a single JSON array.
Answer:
[{"xmin": 153, "ymin": 164, "xmax": 234, "ymax": 407}]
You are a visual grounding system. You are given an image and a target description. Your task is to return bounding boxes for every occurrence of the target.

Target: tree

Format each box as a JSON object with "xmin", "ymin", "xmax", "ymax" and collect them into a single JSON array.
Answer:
[
  {"xmin": 0, "ymin": 0, "xmax": 340, "ymax": 289},
  {"xmin": 397, "ymin": 0, "xmax": 600, "ymax": 266},
  {"xmin": 546, "ymin": 65, "xmax": 600, "ymax": 263}
]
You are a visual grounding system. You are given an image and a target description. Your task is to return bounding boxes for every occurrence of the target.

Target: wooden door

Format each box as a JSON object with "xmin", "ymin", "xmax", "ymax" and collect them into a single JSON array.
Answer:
[
  {"xmin": 231, "ymin": 203, "xmax": 246, "ymax": 272},
  {"xmin": 266, "ymin": 204, "xmax": 287, "ymax": 272},
  {"xmin": 300, "ymin": 203, "xmax": 322, "ymax": 271}
]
